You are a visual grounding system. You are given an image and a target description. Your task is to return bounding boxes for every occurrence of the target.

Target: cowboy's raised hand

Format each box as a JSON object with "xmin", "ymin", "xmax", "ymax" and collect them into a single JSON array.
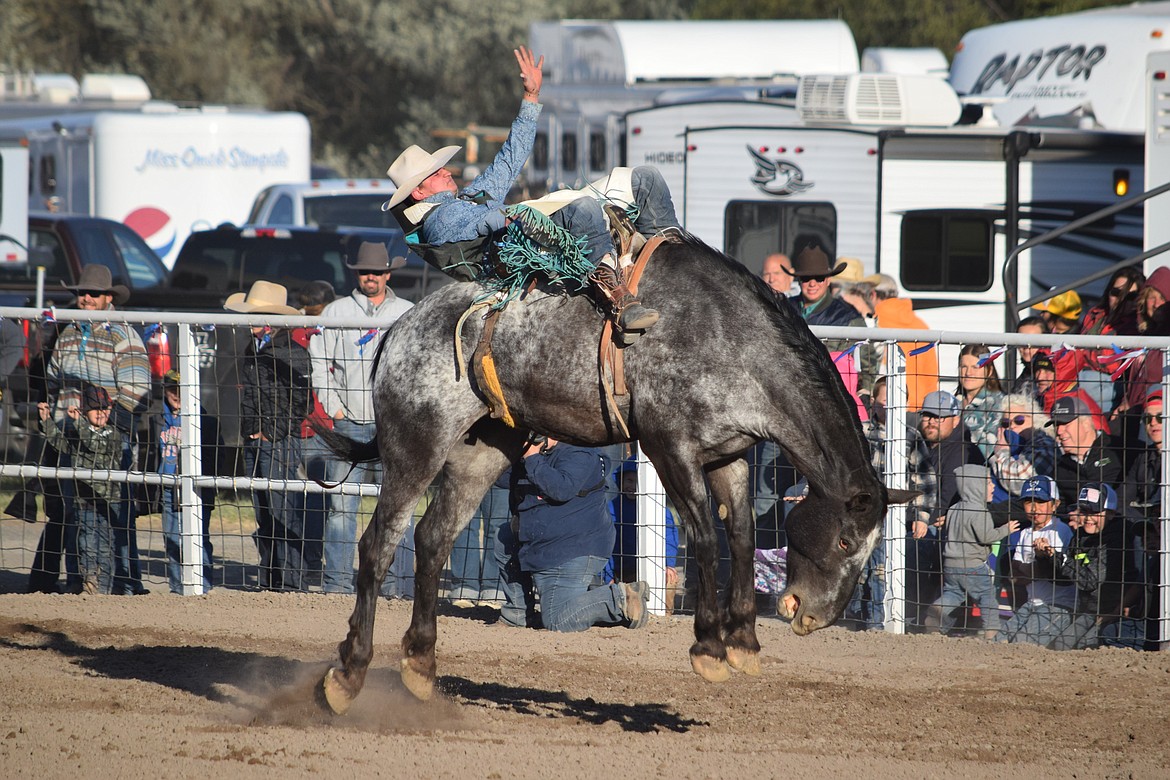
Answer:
[{"xmin": 515, "ymin": 45, "xmax": 543, "ymax": 101}]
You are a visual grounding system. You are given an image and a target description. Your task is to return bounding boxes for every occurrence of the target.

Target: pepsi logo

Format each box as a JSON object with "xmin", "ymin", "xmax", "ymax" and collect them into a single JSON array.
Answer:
[{"xmin": 124, "ymin": 206, "xmax": 176, "ymax": 260}]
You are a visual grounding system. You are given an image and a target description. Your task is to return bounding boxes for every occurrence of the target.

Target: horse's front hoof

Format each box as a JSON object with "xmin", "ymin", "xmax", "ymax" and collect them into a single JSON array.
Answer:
[
  {"xmin": 400, "ymin": 657, "xmax": 435, "ymax": 701},
  {"xmin": 321, "ymin": 667, "xmax": 357, "ymax": 715},
  {"xmin": 690, "ymin": 653, "xmax": 732, "ymax": 683},
  {"xmin": 725, "ymin": 647, "xmax": 761, "ymax": 676}
]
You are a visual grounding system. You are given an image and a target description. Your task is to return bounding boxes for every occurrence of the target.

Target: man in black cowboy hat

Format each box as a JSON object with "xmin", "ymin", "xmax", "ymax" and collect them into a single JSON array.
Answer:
[
  {"xmin": 28, "ymin": 264, "xmax": 151, "ymax": 595},
  {"xmin": 788, "ymin": 235, "xmax": 876, "ymax": 397},
  {"xmin": 309, "ymin": 241, "xmax": 416, "ymax": 596}
]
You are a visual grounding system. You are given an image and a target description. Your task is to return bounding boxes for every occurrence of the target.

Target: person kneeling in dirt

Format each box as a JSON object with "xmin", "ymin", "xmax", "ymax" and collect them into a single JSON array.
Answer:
[
  {"xmin": 494, "ymin": 437, "xmax": 650, "ymax": 631},
  {"xmin": 383, "ymin": 45, "xmax": 680, "ymax": 343}
]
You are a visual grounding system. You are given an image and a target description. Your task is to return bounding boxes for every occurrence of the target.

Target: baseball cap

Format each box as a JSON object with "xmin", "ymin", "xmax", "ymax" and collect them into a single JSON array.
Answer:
[
  {"xmin": 163, "ymin": 369, "xmax": 181, "ymax": 389},
  {"xmin": 1076, "ymin": 483, "xmax": 1117, "ymax": 513},
  {"xmin": 1046, "ymin": 395, "xmax": 1091, "ymax": 426},
  {"xmin": 1019, "ymin": 475, "xmax": 1058, "ymax": 503},
  {"xmin": 1030, "ymin": 354, "xmax": 1055, "ymax": 374},
  {"xmin": 82, "ymin": 384, "xmax": 112, "ymax": 412},
  {"xmin": 919, "ymin": 390, "xmax": 961, "ymax": 418}
]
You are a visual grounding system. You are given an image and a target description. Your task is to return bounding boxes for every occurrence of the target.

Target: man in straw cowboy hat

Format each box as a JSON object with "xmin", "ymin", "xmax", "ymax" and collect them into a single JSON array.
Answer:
[
  {"xmin": 383, "ymin": 45, "xmax": 680, "ymax": 343},
  {"xmin": 227, "ymin": 280, "xmax": 314, "ymax": 591},
  {"xmin": 28, "ymin": 264, "xmax": 151, "ymax": 595},
  {"xmin": 309, "ymin": 241, "xmax": 416, "ymax": 596}
]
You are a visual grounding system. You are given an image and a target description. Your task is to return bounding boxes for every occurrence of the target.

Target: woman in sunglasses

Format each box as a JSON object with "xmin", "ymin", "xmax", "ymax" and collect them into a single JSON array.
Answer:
[
  {"xmin": 1119, "ymin": 390, "xmax": 1163, "ymax": 524},
  {"xmin": 986, "ymin": 393, "xmax": 1057, "ymax": 507}
]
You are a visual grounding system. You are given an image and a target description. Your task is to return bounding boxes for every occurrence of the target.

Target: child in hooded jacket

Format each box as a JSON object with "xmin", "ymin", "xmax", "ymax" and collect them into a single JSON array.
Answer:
[{"xmin": 937, "ymin": 464, "xmax": 1019, "ymax": 638}]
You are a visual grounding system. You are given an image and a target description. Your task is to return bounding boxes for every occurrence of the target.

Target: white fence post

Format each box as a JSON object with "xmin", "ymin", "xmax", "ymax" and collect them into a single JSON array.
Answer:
[
  {"xmin": 1160, "ymin": 352, "xmax": 1170, "ymax": 648},
  {"xmin": 883, "ymin": 341, "xmax": 909, "ymax": 635},
  {"xmin": 634, "ymin": 446, "xmax": 669, "ymax": 615},
  {"xmin": 177, "ymin": 324, "xmax": 205, "ymax": 596}
]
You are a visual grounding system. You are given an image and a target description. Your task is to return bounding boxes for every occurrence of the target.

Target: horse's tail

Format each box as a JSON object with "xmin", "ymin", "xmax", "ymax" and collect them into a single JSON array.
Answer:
[{"xmin": 310, "ymin": 420, "xmax": 381, "ymax": 465}]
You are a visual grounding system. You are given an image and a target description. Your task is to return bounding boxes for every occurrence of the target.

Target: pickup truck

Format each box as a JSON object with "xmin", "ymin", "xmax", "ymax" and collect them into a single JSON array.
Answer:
[
  {"xmin": 156, "ymin": 223, "xmax": 453, "ymax": 470},
  {"xmin": 0, "ymin": 212, "xmax": 172, "ymax": 461},
  {"xmin": 246, "ymin": 179, "xmax": 399, "ymax": 230},
  {"xmin": 0, "ymin": 212, "xmax": 171, "ymax": 309}
]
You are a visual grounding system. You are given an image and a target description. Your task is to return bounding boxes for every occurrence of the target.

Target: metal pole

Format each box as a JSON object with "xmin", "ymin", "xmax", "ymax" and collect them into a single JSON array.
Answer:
[
  {"xmin": 884, "ymin": 341, "xmax": 909, "ymax": 635},
  {"xmin": 178, "ymin": 325, "xmax": 205, "ymax": 595},
  {"xmin": 635, "ymin": 445, "xmax": 669, "ymax": 615},
  {"xmin": 1160, "ymin": 355, "xmax": 1170, "ymax": 649},
  {"xmin": 35, "ymin": 266, "xmax": 44, "ymax": 310}
]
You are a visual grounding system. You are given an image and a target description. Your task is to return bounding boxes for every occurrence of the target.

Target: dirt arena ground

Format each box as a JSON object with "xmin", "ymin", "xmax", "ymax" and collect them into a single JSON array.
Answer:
[{"xmin": 1, "ymin": 591, "xmax": 1168, "ymax": 779}]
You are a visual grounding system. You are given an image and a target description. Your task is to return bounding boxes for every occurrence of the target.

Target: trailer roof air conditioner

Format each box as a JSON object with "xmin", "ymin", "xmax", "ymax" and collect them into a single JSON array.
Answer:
[{"xmin": 797, "ymin": 74, "xmax": 961, "ymax": 127}]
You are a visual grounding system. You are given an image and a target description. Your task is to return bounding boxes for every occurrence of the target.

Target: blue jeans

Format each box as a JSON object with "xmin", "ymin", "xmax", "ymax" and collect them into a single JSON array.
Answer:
[
  {"xmin": 28, "ymin": 443, "xmax": 81, "ymax": 593},
  {"xmin": 1098, "ymin": 617, "xmax": 1146, "ymax": 650},
  {"xmin": 938, "ymin": 563, "xmax": 998, "ymax": 634},
  {"xmin": 245, "ymin": 435, "xmax": 306, "ymax": 591},
  {"xmin": 847, "ymin": 537, "xmax": 886, "ymax": 630},
  {"xmin": 322, "ymin": 419, "xmax": 414, "ymax": 596},
  {"xmin": 494, "ymin": 521, "xmax": 628, "ymax": 632},
  {"xmin": 998, "ymin": 601, "xmax": 1075, "ymax": 647},
  {"xmin": 554, "ymin": 165, "xmax": 680, "ymax": 264},
  {"xmin": 110, "ymin": 426, "xmax": 143, "ymax": 595},
  {"xmin": 300, "ymin": 434, "xmax": 330, "ymax": 579},
  {"xmin": 161, "ymin": 485, "xmax": 213, "ymax": 594},
  {"xmin": 448, "ymin": 484, "xmax": 509, "ymax": 602},
  {"xmin": 77, "ymin": 500, "xmax": 114, "ymax": 594}
]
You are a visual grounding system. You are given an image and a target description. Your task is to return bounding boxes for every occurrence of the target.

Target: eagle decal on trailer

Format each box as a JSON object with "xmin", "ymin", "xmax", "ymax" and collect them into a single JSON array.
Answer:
[{"xmin": 746, "ymin": 145, "xmax": 815, "ymax": 197}]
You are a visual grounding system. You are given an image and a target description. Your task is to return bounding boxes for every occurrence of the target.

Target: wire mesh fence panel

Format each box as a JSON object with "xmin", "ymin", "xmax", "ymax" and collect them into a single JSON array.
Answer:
[{"xmin": 0, "ymin": 305, "xmax": 1166, "ymax": 650}]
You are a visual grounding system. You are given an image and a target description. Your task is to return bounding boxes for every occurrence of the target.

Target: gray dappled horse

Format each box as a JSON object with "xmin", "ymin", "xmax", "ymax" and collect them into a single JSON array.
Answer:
[{"xmin": 318, "ymin": 232, "xmax": 913, "ymax": 711}]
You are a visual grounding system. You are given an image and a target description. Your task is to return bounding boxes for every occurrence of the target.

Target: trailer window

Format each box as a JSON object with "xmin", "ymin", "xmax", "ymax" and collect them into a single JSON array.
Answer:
[
  {"xmin": 39, "ymin": 155, "xmax": 57, "ymax": 195},
  {"xmin": 589, "ymin": 131, "xmax": 606, "ymax": 171},
  {"xmin": 561, "ymin": 132, "xmax": 577, "ymax": 173},
  {"xmin": 901, "ymin": 212, "xmax": 994, "ymax": 292},
  {"xmin": 723, "ymin": 201, "xmax": 837, "ymax": 277},
  {"xmin": 532, "ymin": 132, "xmax": 548, "ymax": 170}
]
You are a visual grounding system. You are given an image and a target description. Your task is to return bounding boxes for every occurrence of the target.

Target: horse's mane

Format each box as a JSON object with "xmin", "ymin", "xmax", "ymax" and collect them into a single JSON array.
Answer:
[{"xmin": 664, "ymin": 231, "xmax": 873, "ymax": 480}]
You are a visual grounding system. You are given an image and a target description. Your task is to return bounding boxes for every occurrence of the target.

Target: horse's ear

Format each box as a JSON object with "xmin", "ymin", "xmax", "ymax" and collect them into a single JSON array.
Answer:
[
  {"xmin": 887, "ymin": 488, "xmax": 922, "ymax": 506},
  {"xmin": 845, "ymin": 492, "xmax": 875, "ymax": 513}
]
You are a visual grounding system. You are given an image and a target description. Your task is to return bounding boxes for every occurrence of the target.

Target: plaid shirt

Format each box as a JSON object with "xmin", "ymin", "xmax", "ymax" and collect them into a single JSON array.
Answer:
[{"xmin": 864, "ymin": 419, "xmax": 938, "ymax": 527}]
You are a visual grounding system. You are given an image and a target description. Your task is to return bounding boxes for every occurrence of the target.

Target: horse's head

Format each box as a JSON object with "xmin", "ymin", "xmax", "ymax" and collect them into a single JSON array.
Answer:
[{"xmin": 777, "ymin": 486, "xmax": 917, "ymax": 635}]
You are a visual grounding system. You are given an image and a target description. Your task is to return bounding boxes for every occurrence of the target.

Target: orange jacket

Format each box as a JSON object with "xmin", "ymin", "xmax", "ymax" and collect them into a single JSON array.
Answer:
[{"xmin": 874, "ymin": 297, "xmax": 938, "ymax": 412}]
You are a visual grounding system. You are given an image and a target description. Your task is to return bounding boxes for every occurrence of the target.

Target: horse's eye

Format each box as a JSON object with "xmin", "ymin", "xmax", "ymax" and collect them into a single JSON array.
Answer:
[{"xmin": 839, "ymin": 538, "xmax": 850, "ymax": 552}]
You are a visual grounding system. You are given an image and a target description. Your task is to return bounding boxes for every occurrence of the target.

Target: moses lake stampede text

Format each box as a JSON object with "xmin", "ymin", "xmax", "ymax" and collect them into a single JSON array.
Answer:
[{"xmin": 134, "ymin": 146, "xmax": 293, "ymax": 174}]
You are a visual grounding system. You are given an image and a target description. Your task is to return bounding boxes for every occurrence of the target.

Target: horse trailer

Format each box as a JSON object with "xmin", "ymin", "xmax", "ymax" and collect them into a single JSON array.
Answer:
[
  {"xmin": 0, "ymin": 78, "xmax": 312, "ymax": 268},
  {"xmin": 527, "ymin": 19, "xmax": 860, "ymax": 195}
]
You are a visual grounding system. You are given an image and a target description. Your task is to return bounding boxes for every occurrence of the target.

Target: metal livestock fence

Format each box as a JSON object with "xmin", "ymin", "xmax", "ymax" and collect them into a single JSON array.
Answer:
[{"xmin": 0, "ymin": 306, "xmax": 1165, "ymax": 650}]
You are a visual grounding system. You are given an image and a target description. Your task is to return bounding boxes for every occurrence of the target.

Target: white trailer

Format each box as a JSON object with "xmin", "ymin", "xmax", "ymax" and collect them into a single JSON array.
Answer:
[
  {"xmin": 528, "ymin": 19, "xmax": 859, "ymax": 194},
  {"xmin": 951, "ymin": 1, "xmax": 1170, "ymax": 133},
  {"xmin": 0, "ymin": 106, "xmax": 311, "ymax": 267},
  {"xmin": 0, "ymin": 142, "xmax": 29, "ymax": 264},
  {"xmin": 681, "ymin": 75, "xmax": 1143, "ymax": 338}
]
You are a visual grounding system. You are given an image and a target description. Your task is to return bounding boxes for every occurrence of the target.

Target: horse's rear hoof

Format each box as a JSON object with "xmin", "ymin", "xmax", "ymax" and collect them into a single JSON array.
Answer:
[
  {"xmin": 725, "ymin": 647, "xmax": 761, "ymax": 676},
  {"xmin": 400, "ymin": 657, "xmax": 435, "ymax": 701},
  {"xmin": 690, "ymin": 653, "xmax": 732, "ymax": 683},
  {"xmin": 321, "ymin": 667, "xmax": 356, "ymax": 715}
]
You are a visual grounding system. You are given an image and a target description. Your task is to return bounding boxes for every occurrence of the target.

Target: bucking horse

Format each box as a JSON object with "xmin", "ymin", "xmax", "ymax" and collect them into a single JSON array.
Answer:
[{"xmin": 317, "ymin": 230, "xmax": 913, "ymax": 712}]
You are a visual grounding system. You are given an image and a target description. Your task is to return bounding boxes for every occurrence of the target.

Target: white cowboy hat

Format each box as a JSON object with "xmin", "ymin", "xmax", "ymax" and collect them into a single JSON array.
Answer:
[
  {"xmin": 223, "ymin": 280, "xmax": 301, "ymax": 316},
  {"xmin": 345, "ymin": 241, "xmax": 407, "ymax": 272},
  {"xmin": 382, "ymin": 144, "xmax": 462, "ymax": 210}
]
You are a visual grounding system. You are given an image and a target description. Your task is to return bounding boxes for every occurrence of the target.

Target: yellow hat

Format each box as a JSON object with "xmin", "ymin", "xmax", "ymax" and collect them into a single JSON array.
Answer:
[
  {"xmin": 1032, "ymin": 290, "xmax": 1082, "ymax": 321},
  {"xmin": 835, "ymin": 257, "xmax": 865, "ymax": 284}
]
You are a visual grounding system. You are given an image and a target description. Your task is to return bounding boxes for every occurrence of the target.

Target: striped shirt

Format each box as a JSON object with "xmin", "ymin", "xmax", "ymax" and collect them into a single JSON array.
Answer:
[{"xmin": 48, "ymin": 311, "xmax": 150, "ymax": 424}]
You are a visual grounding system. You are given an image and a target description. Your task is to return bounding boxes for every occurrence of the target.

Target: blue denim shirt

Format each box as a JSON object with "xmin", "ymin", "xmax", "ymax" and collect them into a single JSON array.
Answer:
[{"xmin": 419, "ymin": 100, "xmax": 542, "ymax": 245}]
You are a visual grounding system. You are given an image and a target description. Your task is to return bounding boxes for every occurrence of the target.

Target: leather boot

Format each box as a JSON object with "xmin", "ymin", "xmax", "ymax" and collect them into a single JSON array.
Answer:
[{"xmin": 590, "ymin": 258, "xmax": 659, "ymax": 336}]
